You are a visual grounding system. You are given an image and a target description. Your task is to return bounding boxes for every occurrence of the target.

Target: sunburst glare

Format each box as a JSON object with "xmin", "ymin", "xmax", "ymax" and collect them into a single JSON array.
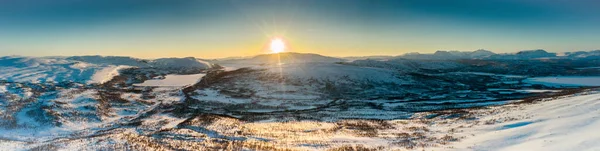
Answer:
[{"xmin": 270, "ymin": 38, "xmax": 285, "ymax": 53}]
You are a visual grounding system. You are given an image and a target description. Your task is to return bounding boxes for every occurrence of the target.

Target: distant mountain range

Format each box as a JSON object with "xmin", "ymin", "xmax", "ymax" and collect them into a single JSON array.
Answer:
[
  {"xmin": 215, "ymin": 52, "xmax": 345, "ymax": 65},
  {"xmin": 332, "ymin": 49, "xmax": 599, "ymax": 61},
  {"xmin": 207, "ymin": 49, "xmax": 600, "ymax": 64},
  {"xmin": 396, "ymin": 49, "xmax": 600, "ymax": 60}
]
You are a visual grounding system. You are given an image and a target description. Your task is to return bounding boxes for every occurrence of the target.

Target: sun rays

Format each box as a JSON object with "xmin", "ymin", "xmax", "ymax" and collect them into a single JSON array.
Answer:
[{"xmin": 270, "ymin": 38, "xmax": 286, "ymax": 53}]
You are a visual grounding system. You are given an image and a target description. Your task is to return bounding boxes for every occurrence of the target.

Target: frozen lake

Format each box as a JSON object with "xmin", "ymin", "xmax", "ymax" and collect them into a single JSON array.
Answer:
[
  {"xmin": 134, "ymin": 73, "xmax": 205, "ymax": 87},
  {"xmin": 524, "ymin": 76, "xmax": 600, "ymax": 87}
]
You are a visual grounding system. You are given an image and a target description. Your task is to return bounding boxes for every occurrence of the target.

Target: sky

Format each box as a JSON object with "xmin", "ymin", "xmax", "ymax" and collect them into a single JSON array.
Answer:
[{"xmin": 1, "ymin": 0, "xmax": 599, "ymax": 58}]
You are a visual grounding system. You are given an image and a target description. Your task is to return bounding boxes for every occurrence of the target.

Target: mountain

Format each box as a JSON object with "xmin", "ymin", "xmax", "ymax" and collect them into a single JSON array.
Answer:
[
  {"xmin": 398, "ymin": 49, "xmax": 565, "ymax": 60},
  {"xmin": 66, "ymin": 56, "xmax": 149, "ymax": 67},
  {"xmin": 216, "ymin": 52, "xmax": 345, "ymax": 64},
  {"xmin": 469, "ymin": 49, "xmax": 496, "ymax": 58},
  {"xmin": 213, "ymin": 52, "xmax": 347, "ymax": 70},
  {"xmin": 399, "ymin": 49, "xmax": 496, "ymax": 60},
  {"xmin": 150, "ymin": 57, "xmax": 212, "ymax": 69},
  {"xmin": 515, "ymin": 49, "xmax": 556, "ymax": 58},
  {"xmin": 347, "ymin": 58, "xmax": 464, "ymax": 72},
  {"xmin": 0, "ymin": 56, "xmax": 71, "ymax": 68},
  {"xmin": 67, "ymin": 55, "xmax": 211, "ymax": 70},
  {"xmin": 342, "ymin": 55, "xmax": 395, "ymax": 61},
  {"xmin": 0, "ymin": 56, "xmax": 129, "ymax": 84},
  {"xmin": 565, "ymin": 50, "xmax": 600, "ymax": 59},
  {"xmin": 488, "ymin": 49, "xmax": 557, "ymax": 59},
  {"xmin": 0, "ymin": 56, "xmax": 212, "ymax": 84}
]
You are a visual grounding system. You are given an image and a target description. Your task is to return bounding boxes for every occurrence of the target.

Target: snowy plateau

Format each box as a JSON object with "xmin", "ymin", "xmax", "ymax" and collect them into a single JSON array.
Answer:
[{"xmin": 1, "ymin": 50, "xmax": 600, "ymax": 150}]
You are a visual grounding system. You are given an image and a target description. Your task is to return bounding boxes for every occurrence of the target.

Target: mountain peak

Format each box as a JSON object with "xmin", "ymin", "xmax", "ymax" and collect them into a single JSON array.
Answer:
[{"xmin": 514, "ymin": 49, "xmax": 556, "ymax": 58}]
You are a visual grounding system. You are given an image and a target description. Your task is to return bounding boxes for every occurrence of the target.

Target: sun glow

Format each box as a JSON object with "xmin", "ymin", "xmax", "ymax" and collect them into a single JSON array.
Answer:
[{"xmin": 270, "ymin": 38, "xmax": 285, "ymax": 53}]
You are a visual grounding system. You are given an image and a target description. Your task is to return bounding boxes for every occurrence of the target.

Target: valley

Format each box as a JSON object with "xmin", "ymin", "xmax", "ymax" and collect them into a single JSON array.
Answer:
[{"xmin": 1, "ymin": 50, "xmax": 600, "ymax": 150}]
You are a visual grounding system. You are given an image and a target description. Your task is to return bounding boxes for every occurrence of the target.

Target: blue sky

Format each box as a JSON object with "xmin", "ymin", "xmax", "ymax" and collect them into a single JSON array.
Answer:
[{"xmin": 0, "ymin": 0, "xmax": 599, "ymax": 58}]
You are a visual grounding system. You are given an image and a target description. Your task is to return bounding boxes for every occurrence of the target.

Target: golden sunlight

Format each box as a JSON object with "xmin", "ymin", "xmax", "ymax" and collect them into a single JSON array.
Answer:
[{"xmin": 270, "ymin": 38, "xmax": 285, "ymax": 53}]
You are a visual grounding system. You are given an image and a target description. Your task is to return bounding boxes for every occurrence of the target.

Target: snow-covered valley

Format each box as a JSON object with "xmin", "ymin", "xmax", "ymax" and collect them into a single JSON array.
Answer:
[{"xmin": 1, "ymin": 50, "xmax": 600, "ymax": 150}]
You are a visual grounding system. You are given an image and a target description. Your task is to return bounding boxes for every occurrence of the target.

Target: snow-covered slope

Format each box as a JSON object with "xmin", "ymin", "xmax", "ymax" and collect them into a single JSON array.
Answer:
[
  {"xmin": 67, "ymin": 56, "xmax": 212, "ymax": 70},
  {"xmin": 150, "ymin": 57, "xmax": 211, "ymax": 69},
  {"xmin": 66, "ymin": 56, "xmax": 149, "ymax": 67},
  {"xmin": 0, "ymin": 57, "xmax": 129, "ymax": 84},
  {"xmin": 488, "ymin": 49, "xmax": 557, "ymax": 60},
  {"xmin": 0, "ymin": 56, "xmax": 212, "ymax": 84},
  {"xmin": 400, "ymin": 49, "xmax": 496, "ymax": 60},
  {"xmin": 348, "ymin": 58, "xmax": 464, "ymax": 71},
  {"xmin": 565, "ymin": 50, "xmax": 600, "ymax": 59},
  {"xmin": 524, "ymin": 76, "xmax": 600, "ymax": 87},
  {"xmin": 265, "ymin": 62, "xmax": 410, "ymax": 84},
  {"xmin": 214, "ymin": 52, "xmax": 346, "ymax": 69},
  {"xmin": 446, "ymin": 91, "xmax": 600, "ymax": 150}
]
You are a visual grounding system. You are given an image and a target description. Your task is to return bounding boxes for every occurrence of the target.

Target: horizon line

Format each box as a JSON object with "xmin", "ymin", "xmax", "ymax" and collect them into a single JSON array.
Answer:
[{"xmin": 2, "ymin": 49, "xmax": 599, "ymax": 60}]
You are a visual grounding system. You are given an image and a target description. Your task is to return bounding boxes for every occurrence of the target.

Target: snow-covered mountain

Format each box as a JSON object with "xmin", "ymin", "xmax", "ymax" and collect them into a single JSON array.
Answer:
[
  {"xmin": 400, "ymin": 49, "xmax": 496, "ymax": 60},
  {"xmin": 150, "ymin": 57, "xmax": 212, "ymax": 69},
  {"xmin": 342, "ymin": 55, "xmax": 395, "ymax": 61},
  {"xmin": 565, "ymin": 50, "xmax": 600, "ymax": 59},
  {"xmin": 214, "ymin": 52, "xmax": 346, "ymax": 69},
  {"xmin": 0, "ymin": 56, "xmax": 130, "ymax": 84},
  {"xmin": 66, "ymin": 56, "xmax": 149, "ymax": 67},
  {"xmin": 487, "ymin": 49, "xmax": 557, "ymax": 59},
  {"xmin": 0, "ymin": 56, "xmax": 212, "ymax": 84},
  {"xmin": 67, "ymin": 55, "xmax": 212, "ymax": 69},
  {"xmin": 394, "ymin": 49, "xmax": 590, "ymax": 60}
]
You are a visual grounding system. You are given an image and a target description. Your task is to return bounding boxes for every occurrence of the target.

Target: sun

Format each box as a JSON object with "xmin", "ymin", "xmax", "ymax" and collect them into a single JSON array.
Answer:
[{"xmin": 270, "ymin": 38, "xmax": 285, "ymax": 53}]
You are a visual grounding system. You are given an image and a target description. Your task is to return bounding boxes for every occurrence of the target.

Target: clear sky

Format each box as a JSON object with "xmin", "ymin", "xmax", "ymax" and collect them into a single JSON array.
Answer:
[{"xmin": 1, "ymin": 0, "xmax": 599, "ymax": 58}]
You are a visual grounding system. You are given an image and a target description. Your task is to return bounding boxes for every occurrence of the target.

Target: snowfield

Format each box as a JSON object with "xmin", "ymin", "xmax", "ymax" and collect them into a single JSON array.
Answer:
[
  {"xmin": 0, "ymin": 56, "xmax": 211, "ymax": 84},
  {"xmin": 134, "ymin": 73, "xmax": 206, "ymax": 87},
  {"xmin": 524, "ymin": 76, "xmax": 600, "ymax": 87},
  {"xmin": 263, "ymin": 62, "xmax": 412, "ymax": 84},
  {"xmin": 3, "ymin": 89, "xmax": 598, "ymax": 150},
  {"xmin": 437, "ymin": 91, "xmax": 600, "ymax": 150},
  {"xmin": 89, "ymin": 65, "xmax": 133, "ymax": 84},
  {"xmin": 0, "ymin": 57, "xmax": 127, "ymax": 84}
]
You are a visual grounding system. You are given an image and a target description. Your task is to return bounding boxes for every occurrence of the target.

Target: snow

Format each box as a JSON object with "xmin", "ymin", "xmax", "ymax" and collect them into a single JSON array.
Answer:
[
  {"xmin": 4, "ymin": 53, "xmax": 600, "ymax": 150},
  {"xmin": 488, "ymin": 88, "xmax": 562, "ymax": 93},
  {"xmin": 66, "ymin": 56, "xmax": 148, "ymax": 67},
  {"xmin": 0, "ymin": 85, "xmax": 6, "ymax": 93},
  {"xmin": 264, "ymin": 62, "xmax": 411, "ymax": 84},
  {"xmin": 453, "ymin": 72, "xmax": 526, "ymax": 78},
  {"xmin": 149, "ymin": 87, "xmax": 186, "ymax": 104},
  {"xmin": 350, "ymin": 59, "xmax": 463, "ymax": 71},
  {"xmin": 67, "ymin": 56, "xmax": 212, "ymax": 69},
  {"xmin": 447, "ymin": 91, "xmax": 600, "ymax": 151},
  {"xmin": 89, "ymin": 65, "xmax": 131, "ymax": 84},
  {"xmin": 516, "ymin": 89, "xmax": 562, "ymax": 93},
  {"xmin": 0, "ymin": 57, "xmax": 129, "ymax": 84},
  {"xmin": 192, "ymin": 89, "xmax": 251, "ymax": 104},
  {"xmin": 216, "ymin": 52, "xmax": 345, "ymax": 66},
  {"xmin": 576, "ymin": 67, "xmax": 600, "ymax": 70},
  {"xmin": 524, "ymin": 76, "xmax": 600, "ymax": 87},
  {"xmin": 150, "ymin": 57, "xmax": 211, "ymax": 69},
  {"xmin": 120, "ymin": 93, "xmax": 142, "ymax": 102},
  {"xmin": 141, "ymin": 114, "xmax": 187, "ymax": 130},
  {"xmin": 0, "ymin": 140, "xmax": 30, "ymax": 151},
  {"xmin": 134, "ymin": 73, "xmax": 205, "ymax": 87},
  {"xmin": 0, "ymin": 56, "xmax": 212, "ymax": 84}
]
